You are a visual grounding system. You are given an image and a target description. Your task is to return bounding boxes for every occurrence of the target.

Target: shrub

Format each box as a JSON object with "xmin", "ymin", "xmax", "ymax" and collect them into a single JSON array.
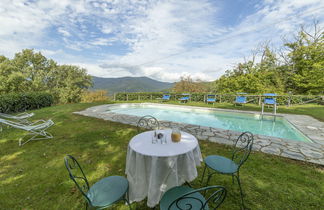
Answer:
[
  {"xmin": 115, "ymin": 92, "xmax": 164, "ymax": 101},
  {"xmin": 81, "ymin": 90, "xmax": 109, "ymax": 103},
  {"xmin": 0, "ymin": 92, "xmax": 53, "ymax": 113}
]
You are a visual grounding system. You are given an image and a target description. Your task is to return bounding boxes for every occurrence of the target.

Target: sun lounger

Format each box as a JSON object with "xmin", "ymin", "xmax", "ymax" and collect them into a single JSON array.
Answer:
[
  {"xmin": 0, "ymin": 118, "xmax": 54, "ymax": 146},
  {"xmin": 0, "ymin": 112, "xmax": 34, "ymax": 124},
  {"xmin": 263, "ymin": 93, "xmax": 276, "ymax": 105},
  {"xmin": 161, "ymin": 94, "xmax": 171, "ymax": 101},
  {"xmin": 179, "ymin": 94, "xmax": 190, "ymax": 103},
  {"xmin": 206, "ymin": 94, "xmax": 216, "ymax": 104},
  {"xmin": 235, "ymin": 93, "xmax": 247, "ymax": 105}
]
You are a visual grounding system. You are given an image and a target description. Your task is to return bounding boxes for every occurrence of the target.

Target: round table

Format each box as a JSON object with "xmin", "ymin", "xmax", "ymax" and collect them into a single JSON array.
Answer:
[{"xmin": 125, "ymin": 129, "xmax": 202, "ymax": 207}]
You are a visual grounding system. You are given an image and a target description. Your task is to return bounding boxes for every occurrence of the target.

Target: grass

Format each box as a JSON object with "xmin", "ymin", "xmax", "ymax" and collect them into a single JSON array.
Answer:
[
  {"xmin": 115, "ymin": 100, "xmax": 324, "ymax": 122},
  {"xmin": 0, "ymin": 102, "xmax": 323, "ymax": 209}
]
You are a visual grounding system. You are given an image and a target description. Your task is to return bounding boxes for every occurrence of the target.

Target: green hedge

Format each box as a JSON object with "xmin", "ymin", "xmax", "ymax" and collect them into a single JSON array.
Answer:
[
  {"xmin": 115, "ymin": 92, "xmax": 323, "ymax": 105},
  {"xmin": 0, "ymin": 92, "xmax": 53, "ymax": 113}
]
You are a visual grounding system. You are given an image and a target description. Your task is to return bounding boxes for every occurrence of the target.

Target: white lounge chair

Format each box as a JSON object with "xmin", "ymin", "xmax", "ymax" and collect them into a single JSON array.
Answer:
[
  {"xmin": 0, "ymin": 112, "xmax": 34, "ymax": 124},
  {"xmin": 0, "ymin": 118, "xmax": 54, "ymax": 146}
]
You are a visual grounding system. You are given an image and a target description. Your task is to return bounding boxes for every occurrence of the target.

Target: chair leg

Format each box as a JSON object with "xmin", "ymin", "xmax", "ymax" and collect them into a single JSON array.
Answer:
[
  {"xmin": 184, "ymin": 181, "xmax": 192, "ymax": 187},
  {"xmin": 125, "ymin": 198, "xmax": 132, "ymax": 210},
  {"xmin": 125, "ymin": 192, "xmax": 132, "ymax": 210},
  {"xmin": 205, "ymin": 173, "xmax": 212, "ymax": 187},
  {"xmin": 200, "ymin": 164, "xmax": 207, "ymax": 184},
  {"xmin": 235, "ymin": 172, "xmax": 246, "ymax": 209}
]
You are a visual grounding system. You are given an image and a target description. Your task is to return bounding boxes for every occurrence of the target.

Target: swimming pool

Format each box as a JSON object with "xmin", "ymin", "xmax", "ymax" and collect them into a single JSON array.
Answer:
[{"xmin": 107, "ymin": 104, "xmax": 311, "ymax": 142}]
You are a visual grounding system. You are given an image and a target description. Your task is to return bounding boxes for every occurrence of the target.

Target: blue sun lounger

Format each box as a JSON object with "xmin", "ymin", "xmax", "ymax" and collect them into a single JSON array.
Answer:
[
  {"xmin": 179, "ymin": 94, "xmax": 190, "ymax": 103},
  {"xmin": 161, "ymin": 94, "xmax": 171, "ymax": 101},
  {"xmin": 206, "ymin": 94, "xmax": 216, "ymax": 104},
  {"xmin": 235, "ymin": 93, "xmax": 247, "ymax": 105},
  {"xmin": 264, "ymin": 93, "xmax": 276, "ymax": 105},
  {"xmin": 261, "ymin": 93, "xmax": 277, "ymax": 120}
]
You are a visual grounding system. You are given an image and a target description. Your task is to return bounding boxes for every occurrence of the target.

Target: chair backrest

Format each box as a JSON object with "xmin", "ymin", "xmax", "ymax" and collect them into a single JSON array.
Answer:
[
  {"xmin": 0, "ymin": 118, "xmax": 53, "ymax": 131},
  {"xmin": 180, "ymin": 94, "xmax": 190, "ymax": 100},
  {"xmin": 168, "ymin": 186, "xmax": 227, "ymax": 210},
  {"xmin": 64, "ymin": 155, "xmax": 91, "ymax": 205},
  {"xmin": 137, "ymin": 115, "xmax": 160, "ymax": 132},
  {"xmin": 162, "ymin": 95, "xmax": 171, "ymax": 100},
  {"xmin": 0, "ymin": 112, "xmax": 33, "ymax": 120},
  {"xmin": 236, "ymin": 96, "xmax": 246, "ymax": 103},
  {"xmin": 264, "ymin": 93, "xmax": 276, "ymax": 105},
  {"xmin": 231, "ymin": 132, "xmax": 254, "ymax": 168}
]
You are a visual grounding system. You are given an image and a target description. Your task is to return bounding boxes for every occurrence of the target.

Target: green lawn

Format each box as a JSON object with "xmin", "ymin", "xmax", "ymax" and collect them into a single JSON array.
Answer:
[{"xmin": 0, "ymin": 102, "xmax": 323, "ymax": 209}]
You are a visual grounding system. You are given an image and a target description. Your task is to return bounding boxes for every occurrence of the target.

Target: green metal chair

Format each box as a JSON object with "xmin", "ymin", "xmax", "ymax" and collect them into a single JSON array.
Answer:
[
  {"xmin": 136, "ymin": 115, "xmax": 160, "ymax": 133},
  {"xmin": 201, "ymin": 132, "xmax": 254, "ymax": 209},
  {"xmin": 64, "ymin": 155, "xmax": 131, "ymax": 210},
  {"xmin": 160, "ymin": 185, "xmax": 226, "ymax": 210}
]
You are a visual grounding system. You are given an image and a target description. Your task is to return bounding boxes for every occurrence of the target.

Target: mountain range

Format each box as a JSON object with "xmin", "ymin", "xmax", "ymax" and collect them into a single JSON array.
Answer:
[{"xmin": 91, "ymin": 76, "xmax": 174, "ymax": 94}]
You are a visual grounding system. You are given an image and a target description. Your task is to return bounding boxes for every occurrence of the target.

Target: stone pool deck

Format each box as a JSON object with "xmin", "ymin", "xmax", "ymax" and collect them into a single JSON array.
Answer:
[{"xmin": 75, "ymin": 103, "xmax": 324, "ymax": 165}]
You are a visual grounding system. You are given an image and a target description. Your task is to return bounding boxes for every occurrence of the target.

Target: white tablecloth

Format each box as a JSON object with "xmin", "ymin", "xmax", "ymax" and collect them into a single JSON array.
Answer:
[{"xmin": 125, "ymin": 129, "xmax": 202, "ymax": 207}]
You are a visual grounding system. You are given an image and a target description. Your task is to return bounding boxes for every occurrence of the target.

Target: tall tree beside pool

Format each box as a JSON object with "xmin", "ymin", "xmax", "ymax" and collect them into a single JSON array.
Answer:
[
  {"xmin": 213, "ymin": 22, "xmax": 324, "ymax": 95},
  {"xmin": 0, "ymin": 49, "xmax": 92, "ymax": 103}
]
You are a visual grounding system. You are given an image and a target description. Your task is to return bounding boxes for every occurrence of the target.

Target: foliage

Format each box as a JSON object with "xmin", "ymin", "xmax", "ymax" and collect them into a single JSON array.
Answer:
[
  {"xmin": 81, "ymin": 90, "xmax": 109, "ymax": 102},
  {"xmin": 173, "ymin": 75, "xmax": 211, "ymax": 93},
  {"xmin": 284, "ymin": 26, "xmax": 324, "ymax": 94},
  {"xmin": 115, "ymin": 92, "xmax": 167, "ymax": 101},
  {"xmin": 0, "ymin": 102, "xmax": 323, "ymax": 209},
  {"xmin": 0, "ymin": 92, "xmax": 53, "ymax": 113},
  {"xmin": 213, "ymin": 23, "xmax": 324, "ymax": 95},
  {"xmin": 0, "ymin": 49, "xmax": 92, "ymax": 103}
]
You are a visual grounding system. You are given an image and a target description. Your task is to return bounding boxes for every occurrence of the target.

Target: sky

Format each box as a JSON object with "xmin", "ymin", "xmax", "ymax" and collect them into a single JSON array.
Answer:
[{"xmin": 0, "ymin": 0, "xmax": 323, "ymax": 82}]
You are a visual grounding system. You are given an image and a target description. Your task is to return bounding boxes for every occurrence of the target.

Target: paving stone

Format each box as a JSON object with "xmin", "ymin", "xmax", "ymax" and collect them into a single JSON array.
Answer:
[
  {"xmin": 306, "ymin": 126, "xmax": 319, "ymax": 130},
  {"xmin": 281, "ymin": 150, "xmax": 305, "ymax": 160},
  {"xmin": 300, "ymin": 148, "xmax": 323, "ymax": 159},
  {"xmin": 252, "ymin": 144, "xmax": 262, "ymax": 151},
  {"xmin": 261, "ymin": 147, "xmax": 281, "ymax": 155},
  {"xmin": 195, "ymin": 135, "xmax": 208, "ymax": 140},
  {"xmin": 208, "ymin": 137, "xmax": 233, "ymax": 145},
  {"xmin": 213, "ymin": 132, "xmax": 228, "ymax": 139},
  {"xmin": 254, "ymin": 139, "xmax": 271, "ymax": 147},
  {"xmin": 269, "ymin": 143, "xmax": 286, "ymax": 149},
  {"xmin": 202, "ymin": 131, "xmax": 215, "ymax": 137}
]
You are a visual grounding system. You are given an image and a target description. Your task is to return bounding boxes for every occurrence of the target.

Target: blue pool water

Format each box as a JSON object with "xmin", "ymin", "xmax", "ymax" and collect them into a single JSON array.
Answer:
[{"xmin": 107, "ymin": 104, "xmax": 311, "ymax": 142}]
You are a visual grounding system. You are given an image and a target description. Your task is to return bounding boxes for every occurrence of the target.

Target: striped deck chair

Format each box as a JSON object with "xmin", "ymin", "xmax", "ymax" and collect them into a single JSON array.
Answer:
[
  {"xmin": 0, "ymin": 118, "xmax": 54, "ymax": 146},
  {"xmin": 0, "ymin": 112, "xmax": 34, "ymax": 124}
]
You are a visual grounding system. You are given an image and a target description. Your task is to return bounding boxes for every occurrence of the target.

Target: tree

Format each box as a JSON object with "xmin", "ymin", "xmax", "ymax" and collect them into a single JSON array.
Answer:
[
  {"xmin": 173, "ymin": 76, "xmax": 209, "ymax": 92},
  {"xmin": 283, "ymin": 22, "xmax": 324, "ymax": 94},
  {"xmin": 212, "ymin": 21, "xmax": 323, "ymax": 95},
  {"xmin": 0, "ymin": 49, "xmax": 93, "ymax": 103}
]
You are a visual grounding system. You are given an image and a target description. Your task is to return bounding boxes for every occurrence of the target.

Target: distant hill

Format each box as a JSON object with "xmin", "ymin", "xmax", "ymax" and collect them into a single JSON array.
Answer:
[{"xmin": 91, "ymin": 76, "xmax": 174, "ymax": 94}]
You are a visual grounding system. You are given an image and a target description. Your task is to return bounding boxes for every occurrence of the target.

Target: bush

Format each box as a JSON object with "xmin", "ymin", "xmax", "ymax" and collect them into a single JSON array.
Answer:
[
  {"xmin": 115, "ymin": 92, "xmax": 165, "ymax": 101},
  {"xmin": 0, "ymin": 92, "xmax": 53, "ymax": 113},
  {"xmin": 81, "ymin": 90, "xmax": 109, "ymax": 103}
]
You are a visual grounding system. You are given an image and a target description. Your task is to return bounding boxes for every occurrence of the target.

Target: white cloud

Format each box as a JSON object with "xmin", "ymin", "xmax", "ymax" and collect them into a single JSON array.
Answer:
[
  {"xmin": 89, "ymin": 37, "xmax": 117, "ymax": 46},
  {"xmin": 57, "ymin": 27, "xmax": 71, "ymax": 37},
  {"xmin": 0, "ymin": 0, "xmax": 323, "ymax": 82}
]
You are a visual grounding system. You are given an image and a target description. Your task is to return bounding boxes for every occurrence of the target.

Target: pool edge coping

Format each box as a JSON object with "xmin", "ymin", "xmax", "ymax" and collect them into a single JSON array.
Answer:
[{"xmin": 74, "ymin": 103, "xmax": 324, "ymax": 165}]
